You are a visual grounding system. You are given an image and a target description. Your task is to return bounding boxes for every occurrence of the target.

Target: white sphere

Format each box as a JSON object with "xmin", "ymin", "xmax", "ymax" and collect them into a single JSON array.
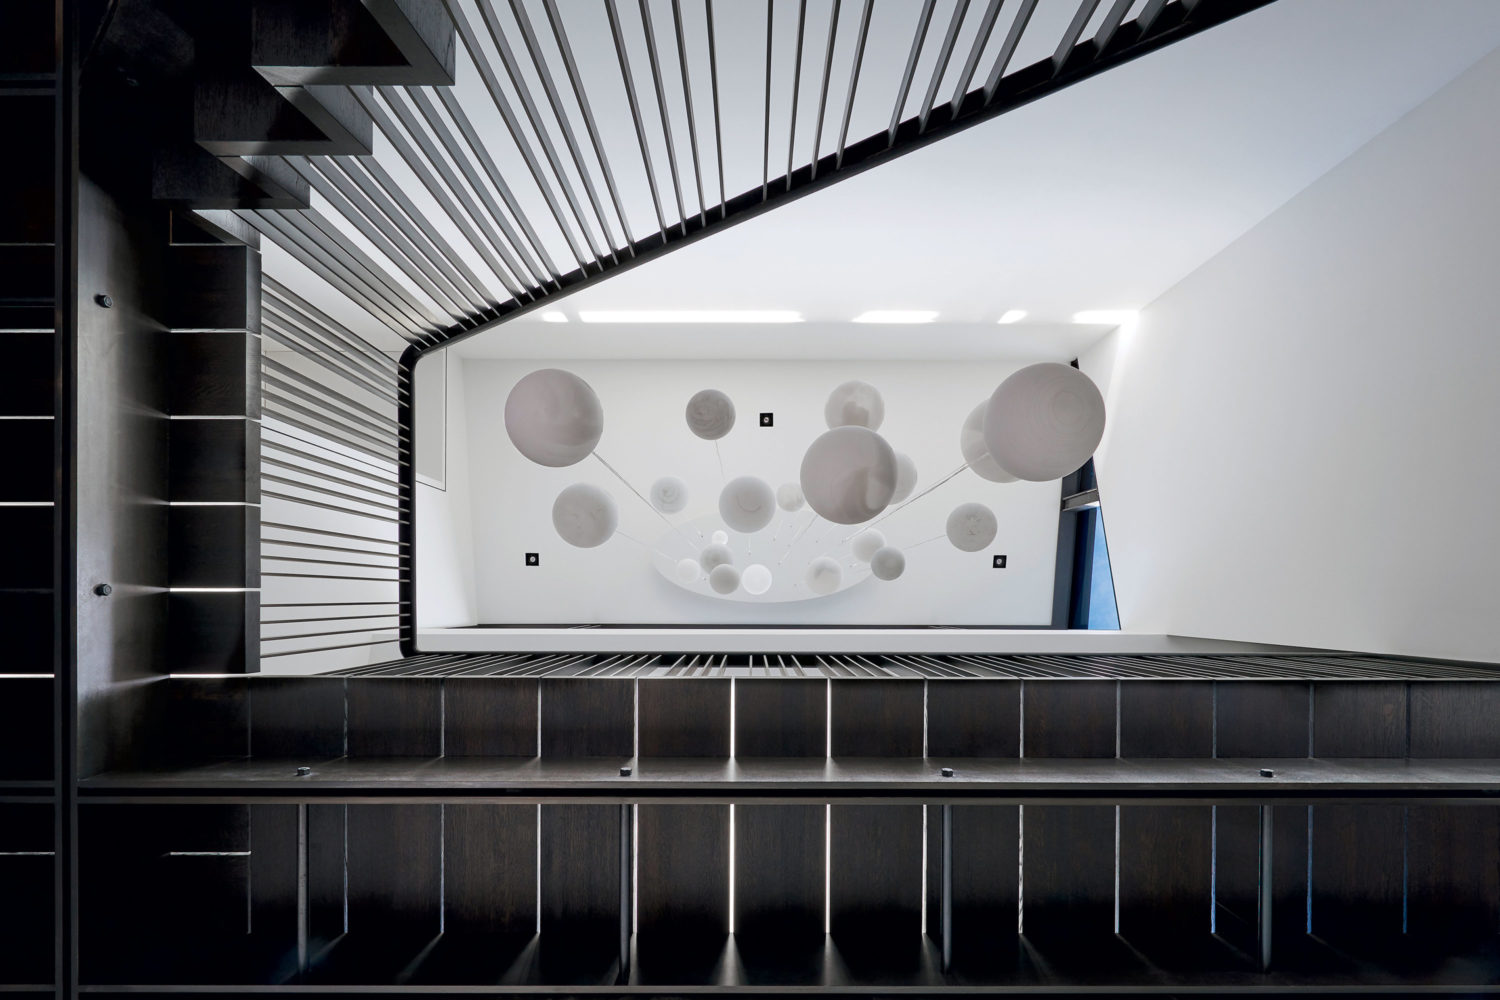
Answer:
[
  {"xmin": 960, "ymin": 402, "xmax": 1017, "ymax": 483},
  {"xmin": 709, "ymin": 563, "xmax": 741, "ymax": 595},
  {"xmin": 504, "ymin": 368, "xmax": 603, "ymax": 467},
  {"xmin": 824, "ymin": 380, "xmax": 885, "ymax": 430},
  {"xmin": 742, "ymin": 564, "xmax": 773, "ymax": 596},
  {"xmin": 871, "ymin": 546, "xmax": 906, "ymax": 581},
  {"xmin": 699, "ymin": 543, "xmax": 733, "ymax": 571},
  {"xmin": 776, "ymin": 482, "xmax": 805, "ymax": 512},
  {"xmin": 551, "ymin": 483, "xmax": 617, "ymax": 548},
  {"xmin": 675, "ymin": 557, "xmax": 699, "ymax": 583},
  {"xmin": 805, "ymin": 556, "xmax": 843, "ymax": 595},
  {"xmin": 946, "ymin": 502, "xmax": 997, "ymax": 552},
  {"xmin": 650, "ymin": 476, "xmax": 689, "ymax": 514},
  {"xmin": 983, "ymin": 363, "xmax": 1106, "ymax": 481},
  {"xmin": 718, "ymin": 476, "xmax": 776, "ymax": 533},
  {"xmin": 799, "ymin": 426, "xmax": 898, "ymax": 525},
  {"xmin": 890, "ymin": 452, "xmax": 919, "ymax": 503},
  {"xmin": 711, "ymin": 530, "xmax": 729, "ymax": 546},
  {"xmin": 686, "ymin": 389, "xmax": 735, "ymax": 440},
  {"xmin": 851, "ymin": 529, "xmax": 886, "ymax": 563}
]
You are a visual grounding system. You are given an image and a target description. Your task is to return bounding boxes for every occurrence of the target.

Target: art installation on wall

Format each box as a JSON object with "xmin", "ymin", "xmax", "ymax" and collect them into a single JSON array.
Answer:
[{"xmin": 502, "ymin": 363, "xmax": 1106, "ymax": 604}]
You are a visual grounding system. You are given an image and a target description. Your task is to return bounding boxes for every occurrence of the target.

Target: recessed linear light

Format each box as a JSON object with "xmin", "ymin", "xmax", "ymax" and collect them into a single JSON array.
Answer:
[
  {"xmin": 1073, "ymin": 309, "xmax": 1139, "ymax": 325},
  {"xmin": 851, "ymin": 310, "xmax": 938, "ymax": 324},
  {"xmin": 576, "ymin": 310, "xmax": 803, "ymax": 323},
  {"xmin": 997, "ymin": 310, "xmax": 1027, "ymax": 324},
  {"xmin": 539, "ymin": 311, "xmax": 568, "ymax": 323}
]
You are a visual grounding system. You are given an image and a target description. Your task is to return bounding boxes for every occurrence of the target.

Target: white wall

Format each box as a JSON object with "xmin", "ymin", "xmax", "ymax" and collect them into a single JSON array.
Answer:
[
  {"xmin": 415, "ymin": 348, "xmax": 478, "ymax": 627},
  {"xmin": 1082, "ymin": 46, "xmax": 1500, "ymax": 663},
  {"xmin": 454, "ymin": 359, "xmax": 1060, "ymax": 626}
]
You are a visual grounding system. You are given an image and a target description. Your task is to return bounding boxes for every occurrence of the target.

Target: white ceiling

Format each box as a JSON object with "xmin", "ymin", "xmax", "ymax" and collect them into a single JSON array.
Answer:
[{"xmin": 446, "ymin": 0, "xmax": 1500, "ymax": 362}]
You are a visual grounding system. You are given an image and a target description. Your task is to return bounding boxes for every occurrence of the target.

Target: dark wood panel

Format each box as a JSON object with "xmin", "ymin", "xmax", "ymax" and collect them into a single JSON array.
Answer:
[
  {"xmin": 734, "ymin": 679, "xmax": 826, "ymax": 758},
  {"xmin": 250, "ymin": 677, "xmax": 345, "ymax": 758},
  {"xmin": 1023, "ymin": 680, "xmax": 1116, "ymax": 758},
  {"xmin": 1118, "ymin": 806, "xmax": 1211, "ymax": 935},
  {"xmin": 0, "ymin": 507, "xmax": 54, "ymax": 588},
  {"xmin": 830, "ymin": 680, "xmax": 923, "ymax": 757},
  {"xmin": 829, "ymin": 805, "xmax": 922, "ymax": 940},
  {"xmin": 1410, "ymin": 683, "xmax": 1500, "ymax": 757},
  {"xmin": 347, "ymin": 678, "xmax": 442, "ymax": 756},
  {"xmin": 926, "ymin": 680, "xmax": 1020, "ymax": 758},
  {"xmin": 0, "ymin": 417, "xmax": 51, "ymax": 501},
  {"xmin": 444, "ymin": 678, "xmax": 537, "ymax": 757},
  {"xmin": 0, "ymin": 590, "xmax": 51, "ymax": 674},
  {"xmin": 0, "ymin": 330, "xmax": 54, "ymax": 415},
  {"xmin": 1313, "ymin": 682, "xmax": 1407, "ymax": 757},
  {"xmin": 949, "ymin": 805, "xmax": 1020, "ymax": 948},
  {"xmin": 155, "ymin": 675, "xmax": 248, "ymax": 765},
  {"xmin": 1119, "ymin": 681, "xmax": 1213, "ymax": 757},
  {"xmin": 1408, "ymin": 805, "xmax": 1500, "ymax": 944},
  {"xmin": 168, "ymin": 418, "xmax": 259, "ymax": 502},
  {"xmin": 539, "ymin": 678, "xmax": 633, "ymax": 758},
  {"xmin": 164, "ymin": 243, "xmax": 260, "ymax": 331},
  {"xmin": 638, "ymin": 679, "xmax": 729, "ymax": 757},
  {"xmin": 1309, "ymin": 804, "xmax": 1404, "ymax": 943},
  {"xmin": 1216, "ymin": 681, "xmax": 1309, "ymax": 757},
  {"xmin": 0, "ymin": 676, "xmax": 52, "ymax": 780},
  {"xmin": 168, "ymin": 503, "xmax": 258, "ymax": 588},
  {"xmin": 1213, "ymin": 803, "xmax": 1309, "ymax": 956},
  {"xmin": 248, "ymin": 804, "xmax": 300, "ymax": 961},
  {"xmin": 0, "ymin": 96, "xmax": 51, "ymax": 242},
  {"xmin": 346, "ymin": 804, "xmax": 442, "ymax": 934},
  {"xmin": 636, "ymin": 804, "xmax": 729, "ymax": 937},
  {"xmin": 307, "ymin": 804, "xmax": 348, "ymax": 947},
  {"xmin": 170, "ymin": 331, "xmax": 260, "ymax": 416},
  {"xmin": 539, "ymin": 804, "xmax": 619, "ymax": 934},
  {"xmin": 444, "ymin": 804, "xmax": 536, "ymax": 935},
  {"xmin": 734, "ymin": 804, "xmax": 825, "ymax": 940},
  {"xmin": 168, "ymin": 591, "xmax": 259, "ymax": 675},
  {"xmin": 1021, "ymin": 805, "xmax": 1114, "ymax": 935}
]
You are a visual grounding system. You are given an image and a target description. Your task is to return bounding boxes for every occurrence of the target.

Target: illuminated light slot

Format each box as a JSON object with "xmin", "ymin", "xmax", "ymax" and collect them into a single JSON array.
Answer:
[
  {"xmin": 851, "ymin": 310, "xmax": 938, "ymax": 324},
  {"xmin": 539, "ymin": 311, "xmax": 568, "ymax": 323},
  {"xmin": 1072, "ymin": 309, "xmax": 1139, "ymax": 326},
  {"xmin": 578, "ymin": 310, "xmax": 803, "ymax": 324},
  {"xmin": 997, "ymin": 310, "xmax": 1027, "ymax": 324}
]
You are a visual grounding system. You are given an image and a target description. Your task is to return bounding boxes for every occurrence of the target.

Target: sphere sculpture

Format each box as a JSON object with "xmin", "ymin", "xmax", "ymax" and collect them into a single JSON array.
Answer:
[
  {"xmin": 983, "ymin": 363, "xmax": 1106, "ymax": 481},
  {"xmin": 890, "ymin": 452, "xmax": 919, "ymax": 503},
  {"xmin": 709, "ymin": 564, "xmax": 741, "ymax": 595},
  {"xmin": 824, "ymin": 379, "xmax": 885, "ymax": 430},
  {"xmin": 504, "ymin": 368, "xmax": 603, "ymax": 467},
  {"xmin": 742, "ymin": 564, "xmax": 773, "ymax": 596},
  {"xmin": 675, "ymin": 558, "xmax": 699, "ymax": 583},
  {"xmin": 699, "ymin": 543, "xmax": 733, "ymax": 572},
  {"xmin": 870, "ymin": 546, "xmax": 906, "ymax": 581},
  {"xmin": 711, "ymin": 530, "xmax": 729, "ymax": 546},
  {"xmin": 946, "ymin": 502, "xmax": 997, "ymax": 552},
  {"xmin": 718, "ymin": 476, "xmax": 776, "ymax": 533},
  {"xmin": 799, "ymin": 426, "xmax": 898, "ymax": 525},
  {"xmin": 551, "ymin": 483, "xmax": 617, "ymax": 548},
  {"xmin": 776, "ymin": 482, "xmax": 806, "ymax": 512},
  {"xmin": 805, "ymin": 556, "xmax": 842, "ymax": 595},
  {"xmin": 960, "ymin": 402, "xmax": 1017, "ymax": 483},
  {"xmin": 852, "ymin": 529, "xmax": 886, "ymax": 563},
  {"xmin": 650, "ymin": 476, "xmax": 689, "ymax": 514},
  {"xmin": 686, "ymin": 389, "xmax": 735, "ymax": 440}
]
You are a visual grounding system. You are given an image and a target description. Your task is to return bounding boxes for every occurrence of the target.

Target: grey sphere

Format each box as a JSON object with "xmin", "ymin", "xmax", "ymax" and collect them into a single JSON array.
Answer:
[
  {"xmin": 718, "ymin": 476, "xmax": 776, "ymax": 533},
  {"xmin": 805, "ymin": 556, "xmax": 842, "ymax": 595},
  {"xmin": 551, "ymin": 483, "xmax": 618, "ymax": 548},
  {"xmin": 709, "ymin": 563, "xmax": 741, "ymax": 595},
  {"xmin": 870, "ymin": 546, "xmax": 906, "ymax": 581},
  {"xmin": 504, "ymin": 368, "xmax": 603, "ymax": 467},
  {"xmin": 799, "ymin": 426, "xmax": 898, "ymax": 525},
  {"xmin": 961, "ymin": 402, "xmax": 1016, "ymax": 483},
  {"xmin": 983, "ymin": 363, "xmax": 1105, "ymax": 481},
  {"xmin": 946, "ymin": 502, "xmax": 997, "ymax": 552},
  {"xmin": 824, "ymin": 380, "xmax": 885, "ymax": 430},
  {"xmin": 699, "ymin": 543, "xmax": 734, "ymax": 572},
  {"xmin": 686, "ymin": 389, "xmax": 735, "ymax": 440},
  {"xmin": 650, "ymin": 476, "xmax": 689, "ymax": 514}
]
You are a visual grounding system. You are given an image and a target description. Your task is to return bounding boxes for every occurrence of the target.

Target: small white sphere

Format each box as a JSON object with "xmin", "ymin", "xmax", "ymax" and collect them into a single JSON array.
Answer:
[
  {"xmin": 686, "ymin": 389, "xmax": 735, "ymax": 440},
  {"xmin": 718, "ymin": 476, "xmax": 776, "ymax": 533},
  {"xmin": 946, "ymin": 502, "xmax": 998, "ymax": 552},
  {"xmin": 699, "ymin": 543, "xmax": 733, "ymax": 571},
  {"xmin": 799, "ymin": 426, "xmax": 898, "ymax": 525},
  {"xmin": 871, "ymin": 546, "xmax": 906, "ymax": 581},
  {"xmin": 675, "ymin": 557, "xmax": 699, "ymax": 583},
  {"xmin": 650, "ymin": 476, "xmax": 689, "ymax": 514},
  {"xmin": 504, "ymin": 368, "xmax": 603, "ymax": 467},
  {"xmin": 776, "ymin": 482, "xmax": 805, "ymax": 512},
  {"xmin": 551, "ymin": 483, "xmax": 618, "ymax": 548},
  {"xmin": 824, "ymin": 380, "xmax": 885, "ymax": 430},
  {"xmin": 709, "ymin": 563, "xmax": 741, "ymax": 595},
  {"xmin": 742, "ymin": 564, "xmax": 773, "ymax": 596},
  {"xmin": 711, "ymin": 530, "xmax": 729, "ymax": 546},
  {"xmin": 961, "ymin": 402, "xmax": 1017, "ymax": 483},
  {"xmin": 983, "ymin": 363, "xmax": 1106, "ymax": 481},
  {"xmin": 851, "ymin": 529, "xmax": 886, "ymax": 563},
  {"xmin": 890, "ymin": 453, "xmax": 919, "ymax": 503},
  {"xmin": 805, "ymin": 556, "xmax": 842, "ymax": 595}
]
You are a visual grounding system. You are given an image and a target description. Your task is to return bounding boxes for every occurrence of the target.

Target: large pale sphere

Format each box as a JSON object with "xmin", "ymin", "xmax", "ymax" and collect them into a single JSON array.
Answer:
[
  {"xmin": 776, "ymin": 482, "xmax": 805, "ymax": 512},
  {"xmin": 675, "ymin": 558, "xmax": 699, "ymax": 583},
  {"xmin": 890, "ymin": 452, "xmax": 919, "ymax": 503},
  {"xmin": 799, "ymin": 426, "xmax": 898, "ymax": 525},
  {"xmin": 960, "ymin": 402, "xmax": 1017, "ymax": 483},
  {"xmin": 824, "ymin": 379, "xmax": 885, "ymax": 430},
  {"xmin": 709, "ymin": 564, "xmax": 741, "ymax": 595},
  {"xmin": 686, "ymin": 389, "xmax": 735, "ymax": 440},
  {"xmin": 551, "ymin": 483, "xmax": 617, "ymax": 548},
  {"xmin": 742, "ymin": 564, "xmax": 773, "ymax": 595},
  {"xmin": 946, "ymin": 502, "xmax": 997, "ymax": 552},
  {"xmin": 718, "ymin": 476, "xmax": 776, "ymax": 533},
  {"xmin": 805, "ymin": 556, "xmax": 842, "ymax": 595},
  {"xmin": 983, "ymin": 363, "xmax": 1106, "ymax": 481},
  {"xmin": 711, "ymin": 530, "xmax": 729, "ymax": 546},
  {"xmin": 871, "ymin": 546, "xmax": 906, "ymax": 581},
  {"xmin": 504, "ymin": 368, "xmax": 603, "ymax": 467},
  {"xmin": 699, "ymin": 543, "xmax": 733, "ymax": 572},
  {"xmin": 851, "ymin": 529, "xmax": 885, "ymax": 563},
  {"xmin": 650, "ymin": 476, "xmax": 689, "ymax": 514}
]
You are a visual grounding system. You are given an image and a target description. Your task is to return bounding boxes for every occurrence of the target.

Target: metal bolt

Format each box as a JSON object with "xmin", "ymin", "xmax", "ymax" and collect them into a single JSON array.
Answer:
[
  {"xmin": 93, "ymin": 583, "xmax": 112, "ymax": 596},
  {"xmin": 296, "ymin": 766, "xmax": 312, "ymax": 777},
  {"xmin": 1259, "ymin": 768, "xmax": 1275, "ymax": 778},
  {"xmin": 94, "ymin": 293, "xmax": 113, "ymax": 308},
  {"xmin": 619, "ymin": 765, "xmax": 633, "ymax": 777},
  {"xmin": 940, "ymin": 767, "xmax": 954, "ymax": 778}
]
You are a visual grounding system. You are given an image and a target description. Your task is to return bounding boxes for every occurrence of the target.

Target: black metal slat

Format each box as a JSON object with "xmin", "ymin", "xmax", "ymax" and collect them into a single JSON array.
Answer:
[
  {"xmin": 918, "ymin": 0, "xmax": 971, "ymax": 130},
  {"xmin": 784, "ymin": 0, "xmax": 808, "ymax": 186},
  {"xmin": 264, "ymin": 276, "xmax": 409, "ymax": 380},
  {"xmin": 835, "ymin": 0, "xmax": 873, "ymax": 167},
  {"xmin": 636, "ymin": 0, "xmax": 691, "ymax": 231},
  {"xmin": 949, "ymin": 0, "xmax": 1006, "ymax": 108},
  {"xmin": 604, "ymin": 0, "xmax": 670, "ymax": 233},
  {"xmin": 669, "ymin": 0, "xmax": 708, "ymax": 226},
  {"xmin": 982, "ymin": 0, "xmax": 1040, "ymax": 100},
  {"xmin": 703, "ymin": 0, "xmax": 726, "ymax": 213}
]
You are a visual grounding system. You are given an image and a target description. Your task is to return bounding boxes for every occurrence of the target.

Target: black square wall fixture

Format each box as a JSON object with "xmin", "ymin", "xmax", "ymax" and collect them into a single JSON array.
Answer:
[
  {"xmin": 525, "ymin": 552, "xmax": 539, "ymax": 566},
  {"xmin": 993, "ymin": 555, "xmax": 1008, "ymax": 568},
  {"xmin": 759, "ymin": 412, "xmax": 773, "ymax": 426}
]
